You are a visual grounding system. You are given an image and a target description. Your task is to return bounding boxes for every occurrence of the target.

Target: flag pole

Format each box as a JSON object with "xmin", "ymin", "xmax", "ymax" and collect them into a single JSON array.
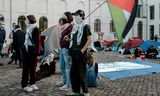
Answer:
[{"xmin": 85, "ymin": 1, "xmax": 107, "ymax": 19}]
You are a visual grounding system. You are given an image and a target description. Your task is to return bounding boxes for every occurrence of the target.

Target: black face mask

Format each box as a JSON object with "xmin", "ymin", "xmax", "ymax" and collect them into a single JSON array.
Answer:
[{"xmin": 62, "ymin": 18, "xmax": 68, "ymax": 24}]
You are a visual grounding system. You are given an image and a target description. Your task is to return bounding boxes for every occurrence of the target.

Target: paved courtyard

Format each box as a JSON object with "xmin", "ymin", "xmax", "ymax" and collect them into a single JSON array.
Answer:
[{"xmin": 1, "ymin": 51, "xmax": 160, "ymax": 96}]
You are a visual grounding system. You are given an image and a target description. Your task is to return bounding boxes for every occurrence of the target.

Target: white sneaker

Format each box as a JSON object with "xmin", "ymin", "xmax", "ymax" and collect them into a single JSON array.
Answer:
[
  {"xmin": 23, "ymin": 86, "xmax": 33, "ymax": 92},
  {"xmin": 59, "ymin": 85, "xmax": 71, "ymax": 91},
  {"xmin": 30, "ymin": 84, "xmax": 39, "ymax": 90},
  {"xmin": 84, "ymin": 93, "xmax": 90, "ymax": 96}
]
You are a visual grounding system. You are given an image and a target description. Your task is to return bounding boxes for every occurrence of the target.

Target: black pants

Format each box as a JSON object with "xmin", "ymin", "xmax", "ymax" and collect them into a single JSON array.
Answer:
[
  {"xmin": 70, "ymin": 50, "xmax": 88, "ymax": 93},
  {"xmin": 21, "ymin": 46, "xmax": 37, "ymax": 88}
]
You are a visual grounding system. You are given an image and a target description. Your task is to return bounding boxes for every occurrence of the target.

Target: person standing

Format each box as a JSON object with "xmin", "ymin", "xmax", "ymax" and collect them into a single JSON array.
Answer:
[
  {"xmin": 0, "ymin": 23, "xmax": 6, "ymax": 57},
  {"xmin": 59, "ymin": 12, "xmax": 73, "ymax": 91},
  {"xmin": 21, "ymin": 15, "xmax": 40, "ymax": 92},
  {"xmin": 7, "ymin": 23, "xmax": 16, "ymax": 62},
  {"xmin": 12, "ymin": 25, "xmax": 25, "ymax": 67},
  {"xmin": 154, "ymin": 35, "xmax": 159, "ymax": 41},
  {"xmin": 69, "ymin": 10, "xmax": 92, "ymax": 96}
]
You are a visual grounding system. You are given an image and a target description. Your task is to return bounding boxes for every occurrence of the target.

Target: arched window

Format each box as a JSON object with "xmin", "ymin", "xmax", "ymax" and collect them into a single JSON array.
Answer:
[
  {"xmin": 18, "ymin": 16, "xmax": 26, "ymax": 31},
  {"xmin": 110, "ymin": 20, "xmax": 116, "ymax": 32},
  {"xmin": 137, "ymin": 21, "xmax": 143, "ymax": 38},
  {"xmin": 39, "ymin": 17, "xmax": 48, "ymax": 32},
  {"xmin": 94, "ymin": 19, "xmax": 101, "ymax": 32}
]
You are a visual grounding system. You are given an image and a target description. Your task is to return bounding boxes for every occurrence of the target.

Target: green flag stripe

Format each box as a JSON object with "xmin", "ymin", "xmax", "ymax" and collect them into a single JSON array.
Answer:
[{"xmin": 108, "ymin": 3, "xmax": 127, "ymax": 43}]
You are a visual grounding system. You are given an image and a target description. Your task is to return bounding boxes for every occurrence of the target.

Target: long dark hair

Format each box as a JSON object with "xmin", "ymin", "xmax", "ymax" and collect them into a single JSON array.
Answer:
[
  {"xmin": 64, "ymin": 12, "xmax": 73, "ymax": 23},
  {"xmin": 27, "ymin": 15, "xmax": 36, "ymax": 24}
]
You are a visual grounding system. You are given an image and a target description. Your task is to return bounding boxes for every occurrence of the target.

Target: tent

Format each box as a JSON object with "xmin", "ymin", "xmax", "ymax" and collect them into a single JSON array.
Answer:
[
  {"xmin": 124, "ymin": 37, "xmax": 144, "ymax": 50},
  {"xmin": 41, "ymin": 25, "xmax": 60, "ymax": 58},
  {"xmin": 140, "ymin": 40, "xmax": 160, "ymax": 52}
]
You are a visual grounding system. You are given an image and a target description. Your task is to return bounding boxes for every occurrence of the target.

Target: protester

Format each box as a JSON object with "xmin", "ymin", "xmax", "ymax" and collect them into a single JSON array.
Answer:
[
  {"xmin": 68, "ymin": 10, "xmax": 92, "ymax": 96},
  {"xmin": 154, "ymin": 35, "xmax": 159, "ymax": 41},
  {"xmin": 7, "ymin": 23, "xmax": 17, "ymax": 64},
  {"xmin": 146, "ymin": 45, "xmax": 158, "ymax": 59},
  {"xmin": 134, "ymin": 46, "xmax": 143, "ymax": 58},
  {"xmin": 8, "ymin": 23, "xmax": 16, "ymax": 55},
  {"xmin": 21, "ymin": 15, "xmax": 40, "ymax": 92},
  {"xmin": 86, "ymin": 49, "xmax": 100, "ymax": 87},
  {"xmin": 11, "ymin": 25, "xmax": 25, "ymax": 67},
  {"xmin": 0, "ymin": 22, "xmax": 6, "ymax": 57},
  {"xmin": 36, "ymin": 53, "xmax": 56, "ymax": 81},
  {"xmin": 58, "ymin": 12, "xmax": 73, "ymax": 91}
]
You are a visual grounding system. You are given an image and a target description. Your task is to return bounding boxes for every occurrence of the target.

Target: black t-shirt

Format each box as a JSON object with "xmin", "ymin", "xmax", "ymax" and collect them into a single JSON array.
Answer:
[{"xmin": 72, "ymin": 24, "xmax": 92, "ymax": 50}]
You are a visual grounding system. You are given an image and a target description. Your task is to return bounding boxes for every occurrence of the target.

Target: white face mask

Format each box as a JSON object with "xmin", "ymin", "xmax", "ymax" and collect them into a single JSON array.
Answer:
[
  {"xmin": 25, "ymin": 19, "xmax": 30, "ymax": 26},
  {"xmin": 74, "ymin": 15, "xmax": 83, "ymax": 24}
]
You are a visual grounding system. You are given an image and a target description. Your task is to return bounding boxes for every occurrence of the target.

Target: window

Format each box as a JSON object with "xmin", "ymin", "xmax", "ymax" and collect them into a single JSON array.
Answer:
[
  {"xmin": 39, "ymin": 17, "xmax": 48, "ymax": 32},
  {"xmin": 150, "ymin": 25, "xmax": 154, "ymax": 40},
  {"xmin": 150, "ymin": 5, "xmax": 155, "ymax": 20},
  {"xmin": 110, "ymin": 20, "xmax": 116, "ymax": 32},
  {"xmin": 136, "ymin": 5, "xmax": 142, "ymax": 17},
  {"xmin": 18, "ymin": 16, "xmax": 26, "ymax": 31},
  {"xmin": 137, "ymin": 21, "xmax": 143, "ymax": 38},
  {"xmin": 94, "ymin": 19, "xmax": 101, "ymax": 32}
]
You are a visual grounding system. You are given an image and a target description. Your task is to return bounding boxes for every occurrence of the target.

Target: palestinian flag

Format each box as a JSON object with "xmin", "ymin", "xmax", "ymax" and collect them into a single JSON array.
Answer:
[{"xmin": 107, "ymin": 0, "xmax": 138, "ymax": 44}]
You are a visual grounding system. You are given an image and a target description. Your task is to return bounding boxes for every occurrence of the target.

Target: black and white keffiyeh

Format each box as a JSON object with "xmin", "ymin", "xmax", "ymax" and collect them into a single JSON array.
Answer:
[
  {"xmin": 69, "ymin": 22, "xmax": 87, "ymax": 48},
  {"xmin": 24, "ymin": 24, "xmax": 36, "ymax": 51}
]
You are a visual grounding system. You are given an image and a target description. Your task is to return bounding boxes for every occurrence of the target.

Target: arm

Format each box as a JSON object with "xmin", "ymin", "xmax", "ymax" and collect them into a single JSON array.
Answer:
[
  {"xmin": 81, "ymin": 24, "xmax": 92, "ymax": 53},
  {"xmin": 32, "ymin": 27, "xmax": 40, "ymax": 55},
  {"xmin": 81, "ymin": 35, "xmax": 92, "ymax": 53}
]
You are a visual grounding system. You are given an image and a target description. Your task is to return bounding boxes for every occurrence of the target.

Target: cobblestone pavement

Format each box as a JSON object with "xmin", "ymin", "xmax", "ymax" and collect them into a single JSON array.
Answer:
[{"xmin": 1, "ymin": 51, "xmax": 160, "ymax": 96}]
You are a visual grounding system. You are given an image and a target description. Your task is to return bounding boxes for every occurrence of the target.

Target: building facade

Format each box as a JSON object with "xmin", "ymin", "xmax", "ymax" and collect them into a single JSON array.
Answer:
[{"xmin": 0, "ymin": 0, "xmax": 159, "ymax": 44}]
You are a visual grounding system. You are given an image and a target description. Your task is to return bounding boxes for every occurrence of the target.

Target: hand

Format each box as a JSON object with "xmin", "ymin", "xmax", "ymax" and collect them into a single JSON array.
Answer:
[
  {"xmin": 81, "ymin": 49, "xmax": 85, "ymax": 54},
  {"xmin": 64, "ymin": 35, "xmax": 70, "ymax": 41}
]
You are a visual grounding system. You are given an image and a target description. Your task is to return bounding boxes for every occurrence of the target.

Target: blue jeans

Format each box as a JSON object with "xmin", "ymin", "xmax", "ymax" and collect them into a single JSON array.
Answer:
[{"xmin": 60, "ymin": 48, "xmax": 72, "ymax": 86}]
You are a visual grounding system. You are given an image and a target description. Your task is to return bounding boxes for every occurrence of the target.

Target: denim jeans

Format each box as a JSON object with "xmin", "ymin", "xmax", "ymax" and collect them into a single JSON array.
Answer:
[{"xmin": 60, "ymin": 48, "xmax": 72, "ymax": 86}]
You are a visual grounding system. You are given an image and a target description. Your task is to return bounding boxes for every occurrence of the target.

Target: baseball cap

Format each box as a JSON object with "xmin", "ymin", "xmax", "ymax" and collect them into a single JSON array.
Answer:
[{"xmin": 72, "ymin": 10, "xmax": 85, "ymax": 17}]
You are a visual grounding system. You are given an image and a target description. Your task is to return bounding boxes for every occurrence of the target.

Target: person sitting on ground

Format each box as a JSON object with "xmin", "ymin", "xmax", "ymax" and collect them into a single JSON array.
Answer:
[
  {"xmin": 36, "ymin": 53, "xmax": 56, "ymax": 81},
  {"xmin": 86, "ymin": 48, "xmax": 101, "ymax": 87},
  {"xmin": 134, "ymin": 46, "xmax": 143, "ymax": 58},
  {"xmin": 146, "ymin": 45, "xmax": 158, "ymax": 59}
]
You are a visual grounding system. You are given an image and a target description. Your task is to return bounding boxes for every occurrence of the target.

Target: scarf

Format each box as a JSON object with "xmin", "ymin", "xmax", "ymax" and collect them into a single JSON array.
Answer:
[
  {"xmin": 69, "ymin": 21, "xmax": 87, "ymax": 48},
  {"xmin": 24, "ymin": 24, "xmax": 36, "ymax": 51}
]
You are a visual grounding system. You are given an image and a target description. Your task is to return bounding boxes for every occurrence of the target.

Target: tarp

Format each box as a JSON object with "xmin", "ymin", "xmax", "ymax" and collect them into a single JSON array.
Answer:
[
  {"xmin": 140, "ymin": 40, "xmax": 160, "ymax": 52},
  {"xmin": 124, "ymin": 37, "xmax": 144, "ymax": 50}
]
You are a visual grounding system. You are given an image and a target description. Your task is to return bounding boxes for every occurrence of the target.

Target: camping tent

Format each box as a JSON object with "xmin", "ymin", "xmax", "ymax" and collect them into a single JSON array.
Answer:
[
  {"xmin": 124, "ymin": 37, "xmax": 144, "ymax": 50},
  {"xmin": 41, "ymin": 25, "xmax": 60, "ymax": 58},
  {"xmin": 140, "ymin": 40, "xmax": 160, "ymax": 52}
]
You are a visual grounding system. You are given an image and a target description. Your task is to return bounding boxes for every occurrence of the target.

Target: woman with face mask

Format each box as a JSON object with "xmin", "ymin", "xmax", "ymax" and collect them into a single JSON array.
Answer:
[
  {"xmin": 68, "ymin": 10, "xmax": 92, "ymax": 96},
  {"xmin": 21, "ymin": 15, "xmax": 41, "ymax": 92},
  {"xmin": 58, "ymin": 12, "xmax": 74, "ymax": 91}
]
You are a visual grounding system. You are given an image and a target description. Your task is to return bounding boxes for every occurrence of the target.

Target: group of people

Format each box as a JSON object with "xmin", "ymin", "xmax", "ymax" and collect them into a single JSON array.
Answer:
[
  {"xmin": 58, "ymin": 10, "xmax": 92, "ymax": 96},
  {"xmin": 134, "ymin": 45, "xmax": 159, "ymax": 59},
  {"xmin": 0, "ymin": 9, "xmax": 92, "ymax": 96}
]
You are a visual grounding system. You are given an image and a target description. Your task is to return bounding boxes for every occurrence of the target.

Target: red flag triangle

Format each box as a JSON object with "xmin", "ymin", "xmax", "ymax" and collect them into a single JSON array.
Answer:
[{"xmin": 108, "ymin": 0, "xmax": 136, "ymax": 13}]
